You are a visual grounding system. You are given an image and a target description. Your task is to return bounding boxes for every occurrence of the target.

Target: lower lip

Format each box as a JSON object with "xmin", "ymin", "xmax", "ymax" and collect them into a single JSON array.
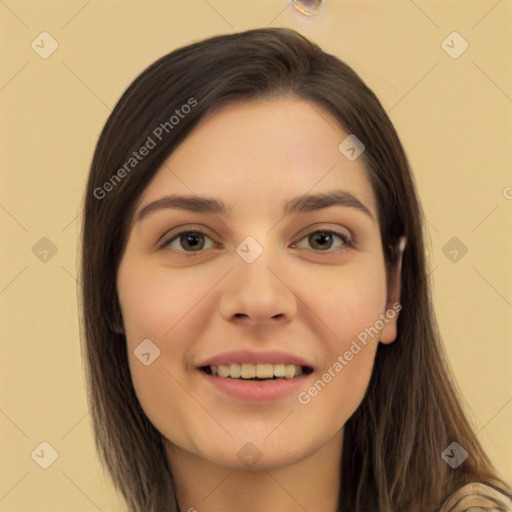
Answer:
[{"xmin": 199, "ymin": 370, "xmax": 311, "ymax": 401}]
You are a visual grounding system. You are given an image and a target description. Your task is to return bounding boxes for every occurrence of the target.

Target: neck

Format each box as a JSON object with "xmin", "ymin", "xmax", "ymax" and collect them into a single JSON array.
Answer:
[{"xmin": 166, "ymin": 429, "xmax": 343, "ymax": 512}]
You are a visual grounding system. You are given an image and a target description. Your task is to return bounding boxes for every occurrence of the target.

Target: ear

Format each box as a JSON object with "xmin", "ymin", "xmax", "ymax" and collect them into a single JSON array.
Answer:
[
  {"xmin": 109, "ymin": 303, "xmax": 126, "ymax": 335},
  {"xmin": 380, "ymin": 236, "xmax": 406, "ymax": 345}
]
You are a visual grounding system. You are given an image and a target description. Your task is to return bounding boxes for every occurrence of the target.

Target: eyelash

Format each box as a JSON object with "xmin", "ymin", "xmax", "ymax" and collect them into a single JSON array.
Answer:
[{"xmin": 159, "ymin": 228, "xmax": 353, "ymax": 256}]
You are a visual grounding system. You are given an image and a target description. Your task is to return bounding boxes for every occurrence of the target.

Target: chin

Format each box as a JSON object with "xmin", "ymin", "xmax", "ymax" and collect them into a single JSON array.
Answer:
[
  {"xmin": 193, "ymin": 433, "xmax": 318, "ymax": 473},
  {"xmin": 207, "ymin": 449, "xmax": 305, "ymax": 472}
]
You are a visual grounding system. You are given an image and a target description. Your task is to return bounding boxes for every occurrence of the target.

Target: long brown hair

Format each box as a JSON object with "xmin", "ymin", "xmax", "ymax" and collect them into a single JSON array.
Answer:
[{"xmin": 78, "ymin": 27, "xmax": 510, "ymax": 511}]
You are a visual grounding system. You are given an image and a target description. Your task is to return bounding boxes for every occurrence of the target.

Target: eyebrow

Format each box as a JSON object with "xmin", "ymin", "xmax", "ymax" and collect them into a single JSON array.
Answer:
[{"xmin": 136, "ymin": 189, "xmax": 374, "ymax": 222}]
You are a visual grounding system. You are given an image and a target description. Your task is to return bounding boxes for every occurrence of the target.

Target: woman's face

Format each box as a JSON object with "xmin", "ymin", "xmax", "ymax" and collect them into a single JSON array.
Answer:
[{"xmin": 117, "ymin": 98, "xmax": 401, "ymax": 471}]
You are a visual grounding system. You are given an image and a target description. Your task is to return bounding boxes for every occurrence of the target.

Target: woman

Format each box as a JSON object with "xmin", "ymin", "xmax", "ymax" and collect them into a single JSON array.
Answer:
[{"xmin": 79, "ymin": 27, "xmax": 512, "ymax": 511}]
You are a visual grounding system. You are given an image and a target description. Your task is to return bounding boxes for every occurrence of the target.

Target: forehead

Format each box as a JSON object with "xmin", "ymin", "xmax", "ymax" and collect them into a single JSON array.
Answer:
[{"xmin": 134, "ymin": 98, "xmax": 378, "ymax": 222}]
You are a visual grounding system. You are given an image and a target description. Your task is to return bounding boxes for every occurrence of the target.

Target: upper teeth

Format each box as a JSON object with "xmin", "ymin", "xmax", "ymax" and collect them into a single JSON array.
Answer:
[{"xmin": 210, "ymin": 363, "xmax": 303, "ymax": 379}]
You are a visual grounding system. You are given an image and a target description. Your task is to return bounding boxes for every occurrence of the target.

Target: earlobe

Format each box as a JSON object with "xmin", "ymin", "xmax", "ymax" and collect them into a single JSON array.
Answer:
[
  {"xmin": 110, "ymin": 309, "xmax": 126, "ymax": 335},
  {"xmin": 380, "ymin": 236, "xmax": 407, "ymax": 345}
]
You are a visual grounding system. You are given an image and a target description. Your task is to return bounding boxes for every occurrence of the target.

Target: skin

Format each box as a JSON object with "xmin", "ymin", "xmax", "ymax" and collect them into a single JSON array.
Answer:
[{"xmin": 117, "ymin": 98, "xmax": 404, "ymax": 512}]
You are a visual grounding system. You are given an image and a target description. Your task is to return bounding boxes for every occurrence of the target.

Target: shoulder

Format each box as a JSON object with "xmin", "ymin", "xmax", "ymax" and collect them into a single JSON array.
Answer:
[{"xmin": 439, "ymin": 482, "xmax": 512, "ymax": 512}]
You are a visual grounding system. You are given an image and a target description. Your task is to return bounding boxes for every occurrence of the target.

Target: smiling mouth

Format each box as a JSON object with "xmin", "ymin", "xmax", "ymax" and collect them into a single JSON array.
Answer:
[{"xmin": 199, "ymin": 363, "xmax": 314, "ymax": 381}]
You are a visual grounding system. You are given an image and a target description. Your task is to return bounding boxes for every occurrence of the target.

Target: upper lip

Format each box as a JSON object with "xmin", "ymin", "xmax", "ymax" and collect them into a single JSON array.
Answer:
[{"xmin": 197, "ymin": 350, "xmax": 314, "ymax": 370}]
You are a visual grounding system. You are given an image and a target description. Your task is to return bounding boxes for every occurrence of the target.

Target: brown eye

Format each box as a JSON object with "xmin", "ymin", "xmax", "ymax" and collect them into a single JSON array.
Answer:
[
  {"xmin": 309, "ymin": 232, "xmax": 334, "ymax": 250},
  {"xmin": 178, "ymin": 232, "xmax": 205, "ymax": 251},
  {"xmin": 160, "ymin": 231, "xmax": 217, "ymax": 254},
  {"xmin": 292, "ymin": 230, "xmax": 351, "ymax": 252}
]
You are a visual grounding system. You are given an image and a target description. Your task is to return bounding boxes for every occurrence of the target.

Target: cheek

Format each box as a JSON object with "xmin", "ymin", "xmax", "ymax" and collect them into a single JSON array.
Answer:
[
  {"xmin": 298, "ymin": 260, "xmax": 386, "ymax": 420},
  {"xmin": 117, "ymin": 260, "xmax": 217, "ymax": 440},
  {"xmin": 119, "ymin": 267, "xmax": 213, "ymax": 406},
  {"xmin": 118, "ymin": 258, "xmax": 217, "ymax": 344},
  {"xmin": 300, "ymin": 345, "xmax": 377, "ymax": 433},
  {"xmin": 314, "ymin": 257, "xmax": 388, "ymax": 340}
]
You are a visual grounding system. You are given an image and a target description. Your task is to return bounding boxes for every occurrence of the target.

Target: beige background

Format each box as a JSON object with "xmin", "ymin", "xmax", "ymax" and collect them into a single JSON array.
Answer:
[{"xmin": 1, "ymin": 1, "xmax": 511, "ymax": 510}]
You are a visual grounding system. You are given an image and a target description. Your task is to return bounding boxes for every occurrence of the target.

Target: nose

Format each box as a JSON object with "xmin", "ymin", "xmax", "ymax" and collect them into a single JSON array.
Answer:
[{"xmin": 218, "ymin": 247, "xmax": 298, "ymax": 327}]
